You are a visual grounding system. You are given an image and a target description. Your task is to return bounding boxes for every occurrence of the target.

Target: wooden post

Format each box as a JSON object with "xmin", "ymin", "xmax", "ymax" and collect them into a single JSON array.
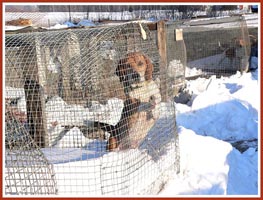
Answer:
[
  {"xmin": 157, "ymin": 20, "xmax": 168, "ymax": 102},
  {"xmin": 239, "ymin": 16, "xmax": 250, "ymax": 73},
  {"xmin": 22, "ymin": 36, "xmax": 48, "ymax": 148}
]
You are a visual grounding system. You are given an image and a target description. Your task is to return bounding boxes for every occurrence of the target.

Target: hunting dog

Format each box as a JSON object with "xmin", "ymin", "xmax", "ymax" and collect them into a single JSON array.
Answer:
[
  {"xmin": 93, "ymin": 95, "xmax": 159, "ymax": 151},
  {"xmin": 93, "ymin": 52, "xmax": 160, "ymax": 151}
]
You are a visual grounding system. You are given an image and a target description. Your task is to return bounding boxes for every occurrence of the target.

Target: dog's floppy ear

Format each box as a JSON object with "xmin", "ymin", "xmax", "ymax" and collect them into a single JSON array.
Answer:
[{"xmin": 144, "ymin": 55, "xmax": 153, "ymax": 81}]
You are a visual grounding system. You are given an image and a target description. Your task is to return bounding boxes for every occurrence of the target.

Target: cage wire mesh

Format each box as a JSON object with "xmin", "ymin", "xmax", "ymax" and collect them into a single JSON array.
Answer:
[
  {"xmin": 183, "ymin": 15, "xmax": 251, "ymax": 77},
  {"xmin": 5, "ymin": 22, "xmax": 180, "ymax": 195},
  {"xmin": 166, "ymin": 22, "xmax": 186, "ymax": 94},
  {"xmin": 5, "ymin": 109, "xmax": 58, "ymax": 195},
  {"xmin": 148, "ymin": 21, "xmax": 186, "ymax": 96}
]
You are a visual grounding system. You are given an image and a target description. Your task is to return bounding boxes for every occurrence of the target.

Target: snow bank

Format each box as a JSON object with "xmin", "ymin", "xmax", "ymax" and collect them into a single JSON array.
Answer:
[
  {"xmin": 160, "ymin": 127, "xmax": 232, "ymax": 195},
  {"xmin": 160, "ymin": 126, "xmax": 258, "ymax": 196},
  {"xmin": 176, "ymin": 71, "xmax": 259, "ymax": 141},
  {"xmin": 160, "ymin": 68, "xmax": 259, "ymax": 196},
  {"xmin": 227, "ymin": 147, "xmax": 258, "ymax": 195}
]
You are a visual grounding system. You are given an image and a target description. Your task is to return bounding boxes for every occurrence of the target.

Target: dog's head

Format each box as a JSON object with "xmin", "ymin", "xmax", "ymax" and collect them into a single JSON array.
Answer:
[
  {"xmin": 116, "ymin": 52, "xmax": 153, "ymax": 82},
  {"xmin": 116, "ymin": 52, "xmax": 153, "ymax": 94},
  {"xmin": 126, "ymin": 52, "xmax": 153, "ymax": 81}
]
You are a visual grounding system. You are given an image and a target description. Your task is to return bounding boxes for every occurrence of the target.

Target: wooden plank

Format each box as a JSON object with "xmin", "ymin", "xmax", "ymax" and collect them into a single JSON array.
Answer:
[
  {"xmin": 146, "ymin": 22, "xmax": 157, "ymax": 31},
  {"xmin": 175, "ymin": 29, "xmax": 183, "ymax": 41},
  {"xmin": 186, "ymin": 15, "xmax": 242, "ymax": 26},
  {"xmin": 157, "ymin": 20, "xmax": 168, "ymax": 102}
]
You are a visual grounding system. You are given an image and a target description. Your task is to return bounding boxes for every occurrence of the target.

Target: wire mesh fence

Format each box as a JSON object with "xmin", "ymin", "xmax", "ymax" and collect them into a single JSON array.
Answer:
[
  {"xmin": 5, "ymin": 21, "xmax": 180, "ymax": 196},
  {"xmin": 5, "ymin": 109, "xmax": 58, "ymax": 195}
]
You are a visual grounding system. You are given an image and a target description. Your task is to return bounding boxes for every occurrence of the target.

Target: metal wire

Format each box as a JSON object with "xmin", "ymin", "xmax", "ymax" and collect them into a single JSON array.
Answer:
[{"xmin": 5, "ymin": 22, "xmax": 179, "ymax": 195}]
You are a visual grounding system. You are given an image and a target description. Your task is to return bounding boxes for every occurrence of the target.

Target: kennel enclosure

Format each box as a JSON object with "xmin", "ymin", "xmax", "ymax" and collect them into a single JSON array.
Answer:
[
  {"xmin": 183, "ymin": 15, "xmax": 251, "ymax": 77},
  {"xmin": 5, "ymin": 21, "xmax": 182, "ymax": 195}
]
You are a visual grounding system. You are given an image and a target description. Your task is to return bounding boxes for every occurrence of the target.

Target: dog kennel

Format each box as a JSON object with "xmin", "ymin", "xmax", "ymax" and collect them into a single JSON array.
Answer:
[
  {"xmin": 4, "ymin": 21, "xmax": 182, "ymax": 195},
  {"xmin": 183, "ymin": 15, "xmax": 251, "ymax": 77}
]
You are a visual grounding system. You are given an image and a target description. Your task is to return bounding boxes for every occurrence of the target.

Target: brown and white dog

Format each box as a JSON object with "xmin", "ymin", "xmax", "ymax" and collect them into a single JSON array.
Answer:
[
  {"xmin": 116, "ymin": 52, "xmax": 154, "ymax": 95},
  {"xmin": 93, "ymin": 52, "xmax": 160, "ymax": 151}
]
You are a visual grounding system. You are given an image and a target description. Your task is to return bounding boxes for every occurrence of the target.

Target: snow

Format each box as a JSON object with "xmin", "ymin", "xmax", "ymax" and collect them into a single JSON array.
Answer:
[
  {"xmin": 45, "ymin": 96, "xmax": 124, "ymax": 127},
  {"xmin": 42, "ymin": 141, "xmax": 176, "ymax": 195},
  {"xmin": 160, "ymin": 68, "xmax": 259, "ymax": 196},
  {"xmin": 159, "ymin": 127, "xmax": 232, "ymax": 195},
  {"xmin": 184, "ymin": 13, "xmax": 259, "ymax": 29},
  {"xmin": 176, "ymin": 72, "xmax": 258, "ymax": 141},
  {"xmin": 43, "ymin": 102, "xmax": 177, "ymax": 195}
]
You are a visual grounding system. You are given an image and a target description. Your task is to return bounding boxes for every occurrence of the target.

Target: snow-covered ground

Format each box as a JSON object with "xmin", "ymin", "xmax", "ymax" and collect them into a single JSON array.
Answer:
[{"xmin": 159, "ymin": 68, "xmax": 259, "ymax": 196}]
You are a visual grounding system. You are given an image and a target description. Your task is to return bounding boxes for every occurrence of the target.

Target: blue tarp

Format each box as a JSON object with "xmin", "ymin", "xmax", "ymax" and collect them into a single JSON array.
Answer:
[
  {"xmin": 63, "ymin": 20, "xmax": 96, "ymax": 28},
  {"xmin": 251, "ymin": 5, "xmax": 258, "ymax": 9},
  {"xmin": 77, "ymin": 20, "xmax": 96, "ymax": 27},
  {"xmin": 64, "ymin": 21, "xmax": 78, "ymax": 27},
  {"xmin": 147, "ymin": 17, "xmax": 157, "ymax": 22}
]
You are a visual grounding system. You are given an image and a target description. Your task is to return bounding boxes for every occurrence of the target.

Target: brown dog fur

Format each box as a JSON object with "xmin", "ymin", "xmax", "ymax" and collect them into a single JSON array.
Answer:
[
  {"xmin": 93, "ymin": 97, "xmax": 141, "ymax": 151},
  {"xmin": 6, "ymin": 18, "xmax": 32, "ymax": 26},
  {"xmin": 125, "ymin": 52, "xmax": 153, "ymax": 81}
]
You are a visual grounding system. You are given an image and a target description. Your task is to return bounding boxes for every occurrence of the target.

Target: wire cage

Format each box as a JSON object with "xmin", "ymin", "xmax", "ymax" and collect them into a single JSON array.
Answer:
[
  {"xmin": 5, "ymin": 109, "xmax": 58, "ymax": 195},
  {"xmin": 183, "ymin": 15, "xmax": 251, "ymax": 77},
  {"xmin": 4, "ymin": 22, "xmax": 180, "ymax": 196}
]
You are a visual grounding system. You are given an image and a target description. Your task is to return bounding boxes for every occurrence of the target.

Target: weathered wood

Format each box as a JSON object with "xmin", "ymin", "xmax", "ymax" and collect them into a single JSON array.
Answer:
[
  {"xmin": 239, "ymin": 17, "xmax": 250, "ymax": 73},
  {"xmin": 146, "ymin": 22, "xmax": 157, "ymax": 31},
  {"xmin": 185, "ymin": 15, "xmax": 242, "ymax": 26},
  {"xmin": 22, "ymin": 36, "xmax": 48, "ymax": 147},
  {"xmin": 157, "ymin": 20, "xmax": 168, "ymax": 102}
]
